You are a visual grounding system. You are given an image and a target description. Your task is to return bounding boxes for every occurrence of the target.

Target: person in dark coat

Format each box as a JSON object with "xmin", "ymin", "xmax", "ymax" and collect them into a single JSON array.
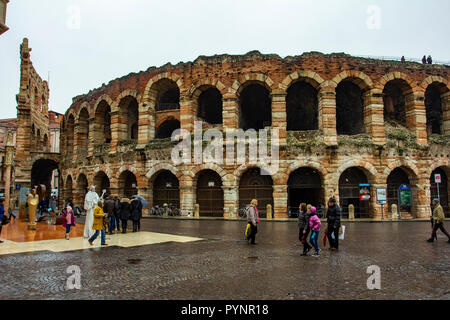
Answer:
[
  {"xmin": 113, "ymin": 196, "xmax": 121, "ymax": 232},
  {"xmin": 129, "ymin": 196, "xmax": 143, "ymax": 232},
  {"xmin": 326, "ymin": 198, "xmax": 341, "ymax": 250},
  {"xmin": 119, "ymin": 198, "xmax": 131, "ymax": 234},
  {"xmin": 427, "ymin": 55, "xmax": 432, "ymax": 64},
  {"xmin": 422, "ymin": 55, "xmax": 427, "ymax": 64},
  {"xmin": 298, "ymin": 203, "xmax": 312, "ymax": 256},
  {"xmin": 103, "ymin": 195, "xmax": 117, "ymax": 235}
]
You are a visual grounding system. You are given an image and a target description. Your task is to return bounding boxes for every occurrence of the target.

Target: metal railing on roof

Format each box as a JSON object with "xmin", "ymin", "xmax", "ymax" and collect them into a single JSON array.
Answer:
[
  {"xmin": 156, "ymin": 103, "xmax": 180, "ymax": 111},
  {"xmin": 352, "ymin": 54, "xmax": 450, "ymax": 66}
]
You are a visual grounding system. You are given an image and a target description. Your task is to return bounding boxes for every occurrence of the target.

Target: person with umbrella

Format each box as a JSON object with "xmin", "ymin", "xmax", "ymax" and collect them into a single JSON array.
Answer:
[{"xmin": 130, "ymin": 196, "xmax": 143, "ymax": 232}]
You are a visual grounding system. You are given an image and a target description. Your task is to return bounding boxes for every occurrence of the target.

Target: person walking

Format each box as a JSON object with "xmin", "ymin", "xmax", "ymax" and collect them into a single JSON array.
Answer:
[
  {"xmin": 298, "ymin": 203, "xmax": 312, "ymax": 256},
  {"xmin": 119, "ymin": 198, "xmax": 131, "ymax": 234},
  {"xmin": 422, "ymin": 55, "xmax": 427, "ymax": 64},
  {"xmin": 427, "ymin": 199, "xmax": 450, "ymax": 243},
  {"xmin": 130, "ymin": 196, "xmax": 143, "ymax": 232},
  {"xmin": 427, "ymin": 55, "xmax": 433, "ymax": 64},
  {"xmin": 88, "ymin": 201, "xmax": 108, "ymax": 246},
  {"xmin": 49, "ymin": 196, "xmax": 57, "ymax": 215},
  {"xmin": 246, "ymin": 199, "xmax": 260, "ymax": 245},
  {"xmin": 103, "ymin": 195, "xmax": 117, "ymax": 235},
  {"xmin": 114, "ymin": 196, "xmax": 121, "ymax": 233},
  {"xmin": 62, "ymin": 205, "xmax": 76, "ymax": 240},
  {"xmin": 326, "ymin": 198, "xmax": 341, "ymax": 251},
  {"xmin": 308, "ymin": 206, "xmax": 321, "ymax": 257}
]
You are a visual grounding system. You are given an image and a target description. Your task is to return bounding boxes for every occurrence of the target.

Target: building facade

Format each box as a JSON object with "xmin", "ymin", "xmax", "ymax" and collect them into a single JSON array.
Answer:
[
  {"xmin": 0, "ymin": 0, "xmax": 9, "ymax": 36},
  {"xmin": 59, "ymin": 51, "xmax": 449, "ymax": 219}
]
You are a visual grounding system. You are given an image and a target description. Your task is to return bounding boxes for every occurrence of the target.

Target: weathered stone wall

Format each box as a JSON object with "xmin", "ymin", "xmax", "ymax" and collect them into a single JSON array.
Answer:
[{"xmin": 60, "ymin": 51, "xmax": 450, "ymax": 219}]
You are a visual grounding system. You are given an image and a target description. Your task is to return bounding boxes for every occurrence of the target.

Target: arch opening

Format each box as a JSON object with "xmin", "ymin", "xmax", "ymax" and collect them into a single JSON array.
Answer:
[
  {"xmin": 196, "ymin": 170, "xmax": 224, "ymax": 217},
  {"xmin": 239, "ymin": 167, "xmax": 273, "ymax": 218},
  {"xmin": 77, "ymin": 108, "xmax": 90, "ymax": 153},
  {"xmin": 95, "ymin": 101, "xmax": 112, "ymax": 144},
  {"xmin": 118, "ymin": 96, "xmax": 139, "ymax": 141},
  {"xmin": 94, "ymin": 171, "xmax": 111, "ymax": 197},
  {"xmin": 383, "ymin": 79, "xmax": 409, "ymax": 127},
  {"xmin": 155, "ymin": 119, "xmax": 180, "ymax": 139},
  {"xmin": 197, "ymin": 87, "xmax": 223, "ymax": 125},
  {"xmin": 155, "ymin": 79, "xmax": 180, "ymax": 111},
  {"xmin": 387, "ymin": 167, "xmax": 413, "ymax": 216},
  {"xmin": 336, "ymin": 80, "xmax": 365, "ymax": 135},
  {"xmin": 425, "ymin": 83, "xmax": 446, "ymax": 135},
  {"xmin": 288, "ymin": 168, "xmax": 323, "ymax": 216},
  {"xmin": 118, "ymin": 171, "xmax": 137, "ymax": 199},
  {"xmin": 152, "ymin": 170, "xmax": 180, "ymax": 208},
  {"xmin": 338, "ymin": 167, "xmax": 370, "ymax": 218},
  {"xmin": 239, "ymin": 84, "xmax": 271, "ymax": 130},
  {"xmin": 286, "ymin": 81, "xmax": 318, "ymax": 131}
]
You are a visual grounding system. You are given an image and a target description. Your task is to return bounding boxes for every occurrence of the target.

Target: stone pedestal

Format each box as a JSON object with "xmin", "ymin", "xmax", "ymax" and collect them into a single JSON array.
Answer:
[
  {"xmin": 266, "ymin": 204, "xmax": 272, "ymax": 220},
  {"xmin": 348, "ymin": 204, "xmax": 355, "ymax": 220},
  {"xmin": 391, "ymin": 204, "xmax": 398, "ymax": 220},
  {"xmin": 194, "ymin": 204, "xmax": 200, "ymax": 218}
]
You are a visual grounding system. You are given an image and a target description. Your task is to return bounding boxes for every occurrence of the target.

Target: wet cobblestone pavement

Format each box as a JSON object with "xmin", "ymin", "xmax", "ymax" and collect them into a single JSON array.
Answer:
[{"xmin": 0, "ymin": 219, "xmax": 449, "ymax": 300}]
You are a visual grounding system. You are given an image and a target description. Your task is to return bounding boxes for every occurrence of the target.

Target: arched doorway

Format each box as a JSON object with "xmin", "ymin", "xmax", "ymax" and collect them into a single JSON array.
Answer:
[
  {"xmin": 77, "ymin": 108, "xmax": 90, "ymax": 154},
  {"xmin": 425, "ymin": 83, "xmax": 448, "ymax": 135},
  {"xmin": 76, "ymin": 173, "xmax": 88, "ymax": 207},
  {"xmin": 387, "ymin": 167, "xmax": 413, "ymax": 217},
  {"xmin": 66, "ymin": 115, "xmax": 75, "ymax": 154},
  {"xmin": 152, "ymin": 170, "xmax": 180, "ymax": 208},
  {"xmin": 118, "ymin": 171, "xmax": 137, "ymax": 198},
  {"xmin": 94, "ymin": 171, "xmax": 110, "ymax": 197},
  {"xmin": 239, "ymin": 84, "xmax": 271, "ymax": 130},
  {"xmin": 155, "ymin": 79, "xmax": 180, "ymax": 111},
  {"xmin": 286, "ymin": 81, "xmax": 318, "ymax": 131},
  {"xmin": 95, "ymin": 101, "xmax": 112, "ymax": 144},
  {"xmin": 288, "ymin": 168, "xmax": 323, "ymax": 216},
  {"xmin": 31, "ymin": 159, "xmax": 59, "ymax": 199},
  {"xmin": 430, "ymin": 167, "xmax": 449, "ymax": 217},
  {"xmin": 196, "ymin": 170, "xmax": 224, "ymax": 217},
  {"xmin": 336, "ymin": 80, "xmax": 365, "ymax": 135},
  {"xmin": 338, "ymin": 167, "xmax": 370, "ymax": 218},
  {"xmin": 239, "ymin": 167, "xmax": 273, "ymax": 218},
  {"xmin": 383, "ymin": 79, "xmax": 411, "ymax": 127},
  {"xmin": 118, "ymin": 96, "xmax": 139, "ymax": 141},
  {"xmin": 65, "ymin": 175, "xmax": 73, "ymax": 202},
  {"xmin": 197, "ymin": 87, "xmax": 223, "ymax": 125},
  {"xmin": 156, "ymin": 119, "xmax": 180, "ymax": 139}
]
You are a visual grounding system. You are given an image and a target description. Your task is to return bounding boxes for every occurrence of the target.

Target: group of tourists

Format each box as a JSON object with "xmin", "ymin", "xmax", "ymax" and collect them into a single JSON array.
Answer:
[{"xmin": 60, "ymin": 186, "xmax": 143, "ymax": 243}]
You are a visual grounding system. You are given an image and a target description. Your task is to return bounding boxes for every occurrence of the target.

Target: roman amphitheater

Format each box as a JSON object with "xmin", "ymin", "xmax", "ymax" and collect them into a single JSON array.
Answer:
[{"xmin": 55, "ymin": 50, "xmax": 449, "ymax": 219}]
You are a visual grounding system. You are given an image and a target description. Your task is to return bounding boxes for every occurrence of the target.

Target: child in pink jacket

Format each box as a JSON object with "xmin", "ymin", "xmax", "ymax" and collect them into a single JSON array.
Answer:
[{"xmin": 308, "ymin": 206, "xmax": 321, "ymax": 257}]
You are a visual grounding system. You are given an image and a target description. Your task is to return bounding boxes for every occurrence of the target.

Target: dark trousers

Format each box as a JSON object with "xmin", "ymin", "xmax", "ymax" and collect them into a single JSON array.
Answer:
[
  {"xmin": 121, "ymin": 219, "xmax": 128, "ymax": 233},
  {"xmin": 300, "ymin": 229, "xmax": 312, "ymax": 253},
  {"xmin": 132, "ymin": 220, "xmax": 140, "ymax": 232},
  {"xmin": 246, "ymin": 223, "xmax": 257, "ymax": 244},
  {"xmin": 65, "ymin": 224, "xmax": 72, "ymax": 234},
  {"xmin": 327, "ymin": 226, "xmax": 339, "ymax": 249},
  {"xmin": 431, "ymin": 222, "xmax": 450, "ymax": 239},
  {"xmin": 109, "ymin": 216, "xmax": 119, "ymax": 234}
]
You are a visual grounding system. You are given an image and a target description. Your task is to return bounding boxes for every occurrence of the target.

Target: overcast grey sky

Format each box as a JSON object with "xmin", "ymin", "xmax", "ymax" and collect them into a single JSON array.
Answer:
[{"xmin": 0, "ymin": 0, "xmax": 449, "ymax": 119}]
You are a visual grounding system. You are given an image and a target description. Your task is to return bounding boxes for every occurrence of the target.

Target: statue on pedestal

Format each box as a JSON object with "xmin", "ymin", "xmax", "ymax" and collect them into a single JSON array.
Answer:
[
  {"xmin": 27, "ymin": 188, "xmax": 39, "ymax": 230},
  {"xmin": 84, "ymin": 186, "xmax": 99, "ymax": 238}
]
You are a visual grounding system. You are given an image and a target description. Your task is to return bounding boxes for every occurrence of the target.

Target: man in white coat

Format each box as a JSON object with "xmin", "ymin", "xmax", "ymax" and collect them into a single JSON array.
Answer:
[{"xmin": 84, "ymin": 186, "xmax": 99, "ymax": 238}]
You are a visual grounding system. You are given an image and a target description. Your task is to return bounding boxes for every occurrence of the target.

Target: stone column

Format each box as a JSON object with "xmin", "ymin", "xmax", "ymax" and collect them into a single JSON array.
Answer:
[
  {"xmin": 364, "ymin": 88, "xmax": 386, "ymax": 145},
  {"xmin": 318, "ymin": 85, "xmax": 337, "ymax": 146},
  {"xmin": 223, "ymin": 95, "xmax": 239, "ymax": 130},
  {"xmin": 223, "ymin": 185, "xmax": 238, "ymax": 219},
  {"xmin": 270, "ymin": 90, "xmax": 287, "ymax": 147},
  {"xmin": 406, "ymin": 92, "xmax": 427, "ymax": 145},
  {"xmin": 180, "ymin": 176, "xmax": 195, "ymax": 216},
  {"xmin": 4, "ymin": 132, "xmax": 14, "ymax": 214},
  {"xmin": 137, "ymin": 103, "xmax": 150, "ymax": 149},
  {"xmin": 110, "ymin": 110, "xmax": 120, "ymax": 153},
  {"xmin": 180, "ymin": 95, "xmax": 195, "ymax": 133},
  {"xmin": 415, "ymin": 178, "xmax": 431, "ymax": 218},
  {"xmin": 87, "ymin": 118, "xmax": 95, "ymax": 157},
  {"xmin": 273, "ymin": 184, "xmax": 288, "ymax": 218},
  {"xmin": 441, "ymin": 91, "xmax": 450, "ymax": 135}
]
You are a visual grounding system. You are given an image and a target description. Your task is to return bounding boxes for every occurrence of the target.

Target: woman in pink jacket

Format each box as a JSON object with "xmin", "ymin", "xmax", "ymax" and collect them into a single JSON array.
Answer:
[
  {"xmin": 62, "ymin": 205, "xmax": 76, "ymax": 240},
  {"xmin": 308, "ymin": 206, "xmax": 321, "ymax": 257}
]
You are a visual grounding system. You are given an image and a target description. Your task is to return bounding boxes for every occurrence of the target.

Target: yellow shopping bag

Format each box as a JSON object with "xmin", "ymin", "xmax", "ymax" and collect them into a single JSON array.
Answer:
[{"xmin": 245, "ymin": 224, "xmax": 251, "ymax": 237}]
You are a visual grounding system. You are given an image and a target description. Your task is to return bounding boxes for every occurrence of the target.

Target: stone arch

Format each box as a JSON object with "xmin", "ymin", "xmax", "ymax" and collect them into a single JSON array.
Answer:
[
  {"xmin": 423, "ymin": 79, "xmax": 450, "ymax": 135},
  {"xmin": 329, "ymin": 70, "xmax": 373, "ymax": 91},
  {"xmin": 143, "ymin": 72, "xmax": 183, "ymax": 106},
  {"xmin": 77, "ymin": 102, "xmax": 91, "ymax": 120},
  {"xmin": 191, "ymin": 163, "xmax": 228, "ymax": 183},
  {"xmin": 334, "ymin": 160, "xmax": 378, "ymax": 185},
  {"xmin": 146, "ymin": 163, "xmax": 181, "ymax": 181},
  {"xmin": 113, "ymin": 89, "xmax": 141, "ymax": 111},
  {"xmin": 382, "ymin": 160, "xmax": 420, "ymax": 182},
  {"xmin": 230, "ymin": 73, "xmax": 275, "ymax": 96},
  {"xmin": 280, "ymin": 70, "xmax": 325, "ymax": 91},
  {"xmin": 94, "ymin": 94, "xmax": 115, "ymax": 112},
  {"xmin": 420, "ymin": 76, "xmax": 449, "ymax": 91},
  {"xmin": 379, "ymin": 72, "xmax": 416, "ymax": 91},
  {"xmin": 188, "ymin": 79, "xmax": 227, "ymax": 99},
  {"xmin": 284, "ymin": 160, "xmax": 328, "ymax": 186}
]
